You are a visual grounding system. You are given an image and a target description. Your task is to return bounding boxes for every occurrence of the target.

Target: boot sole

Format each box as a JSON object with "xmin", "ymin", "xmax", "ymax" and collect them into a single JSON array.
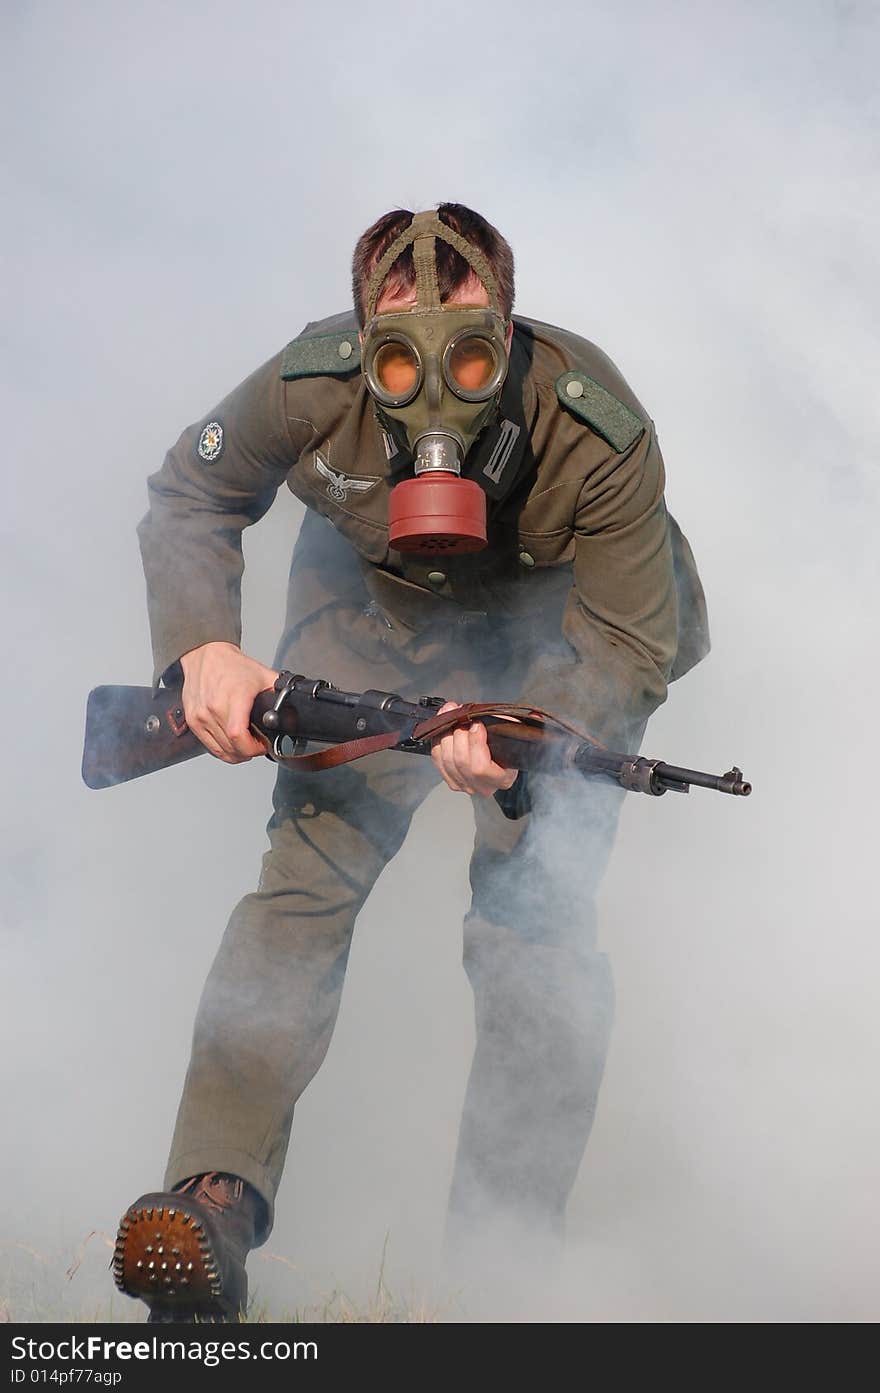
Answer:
[{"xmin": 113, "ymin": 1196, "xmax": 245, "ymax": 1322}]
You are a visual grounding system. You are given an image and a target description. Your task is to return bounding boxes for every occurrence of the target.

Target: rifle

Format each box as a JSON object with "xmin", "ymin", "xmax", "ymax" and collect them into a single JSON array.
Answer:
[{"xmin": 81, "ymin": 670, "xmax": 752, "ymax": 800}]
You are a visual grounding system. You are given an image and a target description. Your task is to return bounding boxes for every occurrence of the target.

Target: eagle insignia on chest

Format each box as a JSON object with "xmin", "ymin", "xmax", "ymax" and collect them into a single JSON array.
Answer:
[{"xmin": 314, "ymin": 452, "xmax": 380, "ymax": 504}]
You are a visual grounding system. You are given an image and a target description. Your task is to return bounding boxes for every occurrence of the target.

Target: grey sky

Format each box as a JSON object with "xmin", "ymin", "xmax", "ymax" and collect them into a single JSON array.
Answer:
[{"xmin": 2, "ymin": 0, "xmax": 878, "ymax": 1320}]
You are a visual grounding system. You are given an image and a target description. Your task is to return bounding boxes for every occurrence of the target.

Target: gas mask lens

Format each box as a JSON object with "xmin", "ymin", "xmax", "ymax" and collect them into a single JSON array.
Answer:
[
  {"xmin": 445, "ymin": 334, "xmax": 501, "ymax": 399},
  {"xmin": 367, "ymin": 328, "xmax": 506, "ymax": 408},
  {"xmin": 370, "ymin": 339, "xmax": 421, "ymax": 405}
]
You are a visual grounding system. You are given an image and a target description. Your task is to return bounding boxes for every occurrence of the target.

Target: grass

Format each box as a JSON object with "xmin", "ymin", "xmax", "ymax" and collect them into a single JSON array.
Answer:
[{"xmin": 0, "ymin": 1230, "xmax": 452, "ymax": 1324}]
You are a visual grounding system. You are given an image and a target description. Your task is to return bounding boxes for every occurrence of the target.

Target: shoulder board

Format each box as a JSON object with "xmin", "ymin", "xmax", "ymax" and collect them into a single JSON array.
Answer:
[
  {"xmin": 281, "ymin": 330, "xmax": 361, "ymax": 380},
  {"xmin": 555, "ymin": 371, "xmax": 645, "ymax": 453}
]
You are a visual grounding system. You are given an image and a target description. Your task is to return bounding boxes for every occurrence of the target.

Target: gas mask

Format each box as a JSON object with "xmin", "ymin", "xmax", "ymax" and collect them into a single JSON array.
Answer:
[{"xmin": 361, "ymin": 211, "xmax": 510, "ymax": 554}]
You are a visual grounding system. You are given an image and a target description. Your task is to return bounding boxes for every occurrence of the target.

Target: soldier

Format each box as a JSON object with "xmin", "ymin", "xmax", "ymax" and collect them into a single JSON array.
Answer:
[{"xmin": 113, "ymin": 204, "xmax": 709, "ymax": 1321}]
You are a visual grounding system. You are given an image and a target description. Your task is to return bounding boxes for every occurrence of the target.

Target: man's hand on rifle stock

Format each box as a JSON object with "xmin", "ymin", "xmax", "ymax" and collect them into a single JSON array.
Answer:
[
  {"xmin": 430, "ymin": 701, "xmax": 519, "ymax": 798},
  {"xmin": 179, "ymin": 642, "xmax": 278, "ymax": 764}
]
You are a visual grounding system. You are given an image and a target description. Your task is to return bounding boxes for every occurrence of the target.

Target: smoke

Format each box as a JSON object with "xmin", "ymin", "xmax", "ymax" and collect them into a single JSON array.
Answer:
[{"xmin": 2, "ymin": 0, "xmax": 878, "ymax": 1323}]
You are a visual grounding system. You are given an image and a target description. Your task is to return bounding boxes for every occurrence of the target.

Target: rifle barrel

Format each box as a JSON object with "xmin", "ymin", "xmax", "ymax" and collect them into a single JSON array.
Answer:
[{"xmin": 654, "ymin": 763, "xmax": 752, "ymax": 796}]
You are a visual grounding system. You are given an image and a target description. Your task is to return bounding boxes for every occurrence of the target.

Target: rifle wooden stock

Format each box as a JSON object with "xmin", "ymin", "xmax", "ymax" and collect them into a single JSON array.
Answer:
[{"xmin": 82, "ymin": 685, "xmax": 205, "ymax": 789}]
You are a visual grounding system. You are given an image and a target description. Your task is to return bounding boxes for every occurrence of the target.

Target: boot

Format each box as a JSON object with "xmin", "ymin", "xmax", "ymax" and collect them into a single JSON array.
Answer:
[{"xmin": 113, "ymin": 1172, "xmax": 263, "ymax": 1323}]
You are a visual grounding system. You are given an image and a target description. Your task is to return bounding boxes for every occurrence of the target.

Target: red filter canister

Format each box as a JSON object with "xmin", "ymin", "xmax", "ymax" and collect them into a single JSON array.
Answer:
[{"xmin": 388, "ymin": 474, "xmax": 487, "ymax": 554}]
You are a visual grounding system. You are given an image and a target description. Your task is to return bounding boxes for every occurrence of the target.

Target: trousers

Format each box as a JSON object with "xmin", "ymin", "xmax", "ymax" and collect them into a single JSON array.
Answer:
[{"xmin": 163, "ymin": 514, "xmax": 626, "ymax": 1247}]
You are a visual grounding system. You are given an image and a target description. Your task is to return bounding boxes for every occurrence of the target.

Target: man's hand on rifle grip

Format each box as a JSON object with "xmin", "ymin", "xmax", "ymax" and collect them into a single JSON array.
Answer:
[
  {"xmin": 430, "ymin": 701, "xmax": 520, "ymax": 798},
  {"xmin": 179, "ymin": 641, "xmax": 278, "ymax": 763}
]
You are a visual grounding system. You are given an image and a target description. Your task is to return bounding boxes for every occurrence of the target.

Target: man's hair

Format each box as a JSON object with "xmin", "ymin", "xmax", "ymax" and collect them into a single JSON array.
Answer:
[{"xmin": 351, "ymin": 202, "xmax": 515, "ymax": 327}]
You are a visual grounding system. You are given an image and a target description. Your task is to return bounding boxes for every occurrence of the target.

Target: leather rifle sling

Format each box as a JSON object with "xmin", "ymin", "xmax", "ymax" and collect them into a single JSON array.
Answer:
[{"xmin": 253, "ymin": 701, "xmax": 604, "ymax": 772}]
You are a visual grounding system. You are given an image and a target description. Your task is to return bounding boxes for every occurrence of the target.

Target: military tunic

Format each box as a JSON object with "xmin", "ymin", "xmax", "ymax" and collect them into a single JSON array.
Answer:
[{"xmin": 137, "ymin": 311, "xmax": 709, "ymax": 1249}]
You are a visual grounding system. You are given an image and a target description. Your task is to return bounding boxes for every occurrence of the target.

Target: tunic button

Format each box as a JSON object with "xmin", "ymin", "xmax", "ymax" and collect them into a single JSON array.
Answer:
[
  {"xmin": 337, "ymin": 340, "xmax": 353, "ymax": 359},
  {"xmin": 518, "ymin": 550, "xmax": 535, "ymax": 568},
  {"xmin": 427, "ymin": 570, "xmax": 447, "ymax": 586},
  {"xmin": 566, "ymin": 378, "xmax": 584, "ymax": 398}
]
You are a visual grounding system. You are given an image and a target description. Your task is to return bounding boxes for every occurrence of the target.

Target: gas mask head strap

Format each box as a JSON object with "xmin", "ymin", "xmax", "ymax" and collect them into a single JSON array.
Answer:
[{"xmin": 364, "ymin": 211, "xmax": 502, "ymax": 323}]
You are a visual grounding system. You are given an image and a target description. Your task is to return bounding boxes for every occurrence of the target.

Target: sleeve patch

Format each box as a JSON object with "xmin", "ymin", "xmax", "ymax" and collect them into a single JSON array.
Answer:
[
  {"xmin": 281, "ymin": 331, "xmax": 362, "ymax": 379},
  {"xmin": 197, "ymin": 421, "xmax": 224, "ymax": 462},
  {"xmin": 555, "ymin": 372, "xmax": 645, "ymax": 453}
]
